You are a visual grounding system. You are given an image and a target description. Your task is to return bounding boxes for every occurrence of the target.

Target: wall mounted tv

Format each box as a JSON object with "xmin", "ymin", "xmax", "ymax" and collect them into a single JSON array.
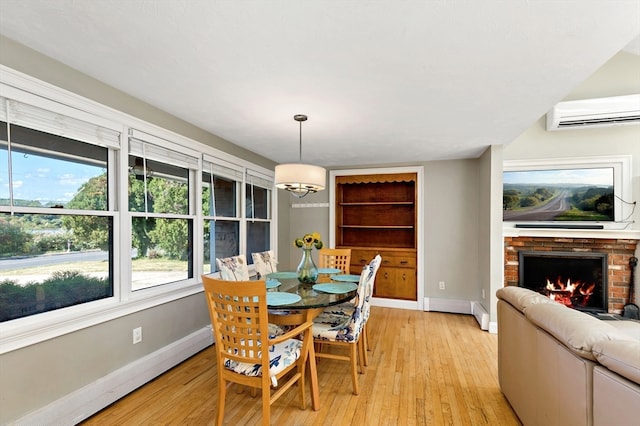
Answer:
[{"xmin": 503, "ymin": 156, "xmax": 631, "ymax": 229}]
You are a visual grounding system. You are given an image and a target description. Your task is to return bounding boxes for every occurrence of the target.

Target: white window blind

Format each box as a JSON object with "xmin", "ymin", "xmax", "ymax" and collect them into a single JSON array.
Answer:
[
  {"xmin": 0, "ymin": 96, "xmax": 7, "ymax": 122},
  {"xmin": 0, "ymin": 95, "xmax": 120, "ymax": 149},
  {"xmin": 202, "ymin": 154, "xmax": 245, "ymax": 182},
  {"xmin": 129, "ymin": 129, "xmax": 199, "ymax": 170},
  {"xmin": 246, "ymin": 169, "xmax": 274, "ymax": 190}
]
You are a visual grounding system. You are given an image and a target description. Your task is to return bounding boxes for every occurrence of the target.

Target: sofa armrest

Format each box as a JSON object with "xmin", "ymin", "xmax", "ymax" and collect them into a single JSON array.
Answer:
[{"xmin": 496, "ymin": 286, "xmax": 554, "ymax": 314}]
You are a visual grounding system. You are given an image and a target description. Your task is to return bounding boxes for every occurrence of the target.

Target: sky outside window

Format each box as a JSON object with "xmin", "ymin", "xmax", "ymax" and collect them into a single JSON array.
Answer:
[{"xmin": 1, "ymin": 148, "xmax": 105, "ymax": 205}]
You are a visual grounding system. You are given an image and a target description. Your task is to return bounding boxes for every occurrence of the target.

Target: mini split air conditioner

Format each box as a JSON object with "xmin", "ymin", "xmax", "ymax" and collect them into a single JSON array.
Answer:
[{"xmin": 546, "ymin": 94, "xmax": 640, "ymax": 131}]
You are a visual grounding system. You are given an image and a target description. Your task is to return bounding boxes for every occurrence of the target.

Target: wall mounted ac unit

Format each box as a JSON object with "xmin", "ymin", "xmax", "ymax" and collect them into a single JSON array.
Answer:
[{"xmin": 546, "ymin": 94, "xmax": 640, "ymax": 131}]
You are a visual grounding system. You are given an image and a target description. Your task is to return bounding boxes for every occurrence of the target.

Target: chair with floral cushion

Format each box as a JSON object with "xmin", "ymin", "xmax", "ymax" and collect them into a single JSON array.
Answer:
[
  {"xmin": 201, "ymin": 276, "xmax": 315, "ymax": 426},
  {"xmin": 251, "ymin": 250, "xmax": 278, "ymax": 279},
  {"xmin": 215, "ymin": 254, "xmax": 250, "ymax": 281},
  {"xmin": 312, "ymin": 254, "xmax": 381, "ymax": 395},
  {"xmin": 317, "ymin": 255, "xmax": 379, "ymax": 360},
  {"xmin": 214, "ymin": 254, "xmax": 283, "ymax": 338}
]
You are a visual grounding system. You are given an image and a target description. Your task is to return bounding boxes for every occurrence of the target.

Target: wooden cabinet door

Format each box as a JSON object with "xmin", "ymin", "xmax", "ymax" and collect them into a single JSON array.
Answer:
[
  {"xmin": 347, "ymin": 248, "xmax": 417, "ymax": 300},
  {"xmin": 374, "ymin": 266, "xmax": 416, "ymax": 300}
]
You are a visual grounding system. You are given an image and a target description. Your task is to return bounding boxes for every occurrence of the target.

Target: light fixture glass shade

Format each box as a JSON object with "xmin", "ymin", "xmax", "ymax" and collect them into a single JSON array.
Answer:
[{"xmin": 274, "ymin": 163, "xmax": 326, "ymax": 197}]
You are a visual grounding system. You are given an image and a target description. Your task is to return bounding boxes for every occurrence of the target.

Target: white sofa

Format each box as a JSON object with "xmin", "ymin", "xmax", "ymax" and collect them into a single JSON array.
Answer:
[{"xmin": 496, "ymin": 286, "xmax": 640, "ymax": 426}]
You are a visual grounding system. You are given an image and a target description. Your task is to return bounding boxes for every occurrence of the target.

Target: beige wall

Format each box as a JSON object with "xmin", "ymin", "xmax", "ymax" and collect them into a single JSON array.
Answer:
[
  {"xmin": 279, "ymin": 188, "xmax": 331, "ymax": 271},
  {"xmin": 421, "ymin": 159, "xmax": 482, "ymax": 300},
  {"xmin": 0, "ymin": 295, "xmax": 209, "ymax": 422},
  {"xmin": 480, "ymin": 145, "xmax": 505, "ymax": 323},
  {"xmin": 1, "ymin": 35, "xmax": 637, "ymax": 423},
  {"xmin": 0, "ymin": 35, "xmax": 277, "ymax": 423}
]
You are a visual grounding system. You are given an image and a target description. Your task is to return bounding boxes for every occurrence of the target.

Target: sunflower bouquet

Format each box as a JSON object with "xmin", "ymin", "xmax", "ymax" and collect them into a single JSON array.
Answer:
[{"xmin": 294, "ymin": 232, "xmax": 323, "ymax": 250}]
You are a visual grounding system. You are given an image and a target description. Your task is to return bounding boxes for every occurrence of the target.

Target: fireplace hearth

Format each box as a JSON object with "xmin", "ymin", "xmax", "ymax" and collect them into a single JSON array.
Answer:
[{"xmin": 519, "ymin": 251, "xmax": 607, "ymax": 313}]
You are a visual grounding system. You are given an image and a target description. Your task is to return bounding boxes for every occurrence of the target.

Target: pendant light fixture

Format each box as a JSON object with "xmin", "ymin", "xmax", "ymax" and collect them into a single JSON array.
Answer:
[{"xmin": 274, "ymin": 114, "xmax": 326, "ymax": 198}]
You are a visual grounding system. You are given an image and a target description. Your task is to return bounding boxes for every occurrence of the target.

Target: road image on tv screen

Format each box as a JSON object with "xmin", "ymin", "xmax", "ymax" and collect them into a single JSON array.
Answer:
[{"xmin": 503, "ymin": 167, "xmax": 614, "ymax": 222}]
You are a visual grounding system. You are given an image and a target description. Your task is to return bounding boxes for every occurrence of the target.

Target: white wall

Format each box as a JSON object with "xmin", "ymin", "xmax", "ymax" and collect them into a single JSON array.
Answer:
[{"xmin": 504, "ymin": 51, "xmax": 640, "ymax": 232}]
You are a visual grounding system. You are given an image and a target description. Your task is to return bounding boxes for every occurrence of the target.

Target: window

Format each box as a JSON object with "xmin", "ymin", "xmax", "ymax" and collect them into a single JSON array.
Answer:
[
  {"xmin": 245, "ymin": 170, "xmax": 272, "ymax": 263},
  {"xmin": 0, "ymin": 71, "xmax": 276, "ymax": 352},
  {"xmin": 202, "ymin": 157, "xmax": 242, "ymax": 273},
  {"xmin": 128, "ymin": 132, "xmax": 198, "ymax": 290},
  {"xmin": 0, "ymin": 98, "xmax": 118, "ymax": 322},
  {"xmin": 201, "ymin": 161, "xmax": 275, "ymax": 272}
]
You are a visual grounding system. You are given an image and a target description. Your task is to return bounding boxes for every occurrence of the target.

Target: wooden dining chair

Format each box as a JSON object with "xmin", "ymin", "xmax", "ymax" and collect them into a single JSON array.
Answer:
[
  {"xmin": 201, "ymin": 276, "xmax": 315, "ymax": 426},
  {"xmin": 318, "ymin": 248, "xmax": 352, "ymax": 273},
  {"xmin": 251, "ymin": 250, "xmax": 278, "ymax": 279},
  {"xmin": 311, "ymin": 255, "xmax": 381, "ymax": 395},
  {"xmin": 215, "ymin": 254, "xmax": 250, "ymax": 281},
  {"xmin": 317, "ymin": 248, "xmax": 351, "ymax": 282}
]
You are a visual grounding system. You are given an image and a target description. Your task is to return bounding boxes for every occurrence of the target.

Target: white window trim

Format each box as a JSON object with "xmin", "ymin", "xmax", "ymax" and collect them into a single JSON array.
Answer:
[{"xmin": 0, "ymin": 65, "xmax": 276, "ymax": 354}]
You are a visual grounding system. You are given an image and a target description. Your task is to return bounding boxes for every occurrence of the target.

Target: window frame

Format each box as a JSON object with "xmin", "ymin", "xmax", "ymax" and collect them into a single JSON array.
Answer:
[{"xmin": 0, "ymin": 65, "xmax": 277, "ymax": 354}]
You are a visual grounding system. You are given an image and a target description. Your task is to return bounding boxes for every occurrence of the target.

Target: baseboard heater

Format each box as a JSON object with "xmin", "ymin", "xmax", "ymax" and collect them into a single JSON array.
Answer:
[
  {"xmin": 471, "ymin": 301, "xmax": 489, "ymax": 331},
  {"xmin": 515, "ymin": 224, "xmax": 604, "ymax": 230}
]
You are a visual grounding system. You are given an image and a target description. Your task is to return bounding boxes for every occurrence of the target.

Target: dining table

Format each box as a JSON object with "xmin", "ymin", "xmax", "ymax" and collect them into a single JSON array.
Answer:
[{"xmin": 264, "ymin": 271, "xmax": 360, "ymax": 411}]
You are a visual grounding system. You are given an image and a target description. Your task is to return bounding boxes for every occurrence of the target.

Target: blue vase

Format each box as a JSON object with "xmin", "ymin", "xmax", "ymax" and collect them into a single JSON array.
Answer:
[{"xmin": 297, "ymin": 248, "xmax": 318, "ymax": 283}]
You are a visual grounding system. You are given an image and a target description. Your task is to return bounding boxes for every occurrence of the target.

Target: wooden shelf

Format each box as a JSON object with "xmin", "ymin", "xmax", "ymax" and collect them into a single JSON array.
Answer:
[
  {"xmin": 339, "ymin": 225, "xmax": 414, "ymax": 229},
  {"xmin": 339, "ymin": 201, "xmax": 414, "ymax": 206},
  {"xmin": 334, "ymin": 172, "xmax": 418, "ymax": 300}
]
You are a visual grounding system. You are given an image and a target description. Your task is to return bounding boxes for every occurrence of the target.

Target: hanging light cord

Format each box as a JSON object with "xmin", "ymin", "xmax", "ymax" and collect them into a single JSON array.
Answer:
[
  {"xmin": 298, "ymin": 117, "xmax": 303, "ymax": 162},
  {"xmin": 294, "ymin": 113, "xmax": 307, "ymax": 162}
]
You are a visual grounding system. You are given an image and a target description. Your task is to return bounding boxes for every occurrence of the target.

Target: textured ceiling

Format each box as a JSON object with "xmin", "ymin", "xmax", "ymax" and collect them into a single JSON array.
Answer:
[{"xmin": 0, "ymin": 0, "xmax": 639, "ymax": 167}]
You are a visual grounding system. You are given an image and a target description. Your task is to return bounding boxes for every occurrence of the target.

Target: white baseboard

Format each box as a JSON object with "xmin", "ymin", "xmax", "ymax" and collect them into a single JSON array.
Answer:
[
  {"xmin": 424, "ymin": 298, "xmax": 492, "ymax": 332},
  {"xmin": 424, "ymin": 297, "xmax": 472, "ymax": 315},
  {"xmin": 15, "ymin": 326, "xmax": 213, "ymax": 426},
  {"xmin": 371, "ymin": 297, "xmax": 418, "ymax": 310}
]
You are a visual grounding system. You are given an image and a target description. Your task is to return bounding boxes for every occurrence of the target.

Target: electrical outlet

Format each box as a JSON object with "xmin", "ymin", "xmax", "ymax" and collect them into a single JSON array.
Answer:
[
  {"xmin": 439, "ymin": 281, "xmax": 445, "ymax": 290},
  {"xmin": 133, "ymin": 326, "xmax": 142, "ymax": 344},
  {"xmin": 482, "ymin": 289, "xmax": 486, "ymax": 299}
]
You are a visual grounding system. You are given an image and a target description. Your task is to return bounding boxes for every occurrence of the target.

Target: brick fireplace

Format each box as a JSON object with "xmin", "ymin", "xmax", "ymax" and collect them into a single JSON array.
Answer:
[{"xmin": 504, "ymin": 235, "xmax": 638, "ymax": 314}]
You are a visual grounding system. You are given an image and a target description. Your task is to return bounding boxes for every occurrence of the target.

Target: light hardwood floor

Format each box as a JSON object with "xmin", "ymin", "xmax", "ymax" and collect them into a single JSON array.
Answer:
[{"xmin": 82, "ymin": 308, "xmax": 521, "ymax": 425}]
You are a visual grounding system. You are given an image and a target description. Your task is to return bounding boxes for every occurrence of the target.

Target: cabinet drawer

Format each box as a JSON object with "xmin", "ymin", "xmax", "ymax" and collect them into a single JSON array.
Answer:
[
  {"xmin": 350, "ymin": 250, "xmax": 378, "ymax": 268},
  {"xmin": 380, "ymin": 255, "xmax": 416, "ymax": 268},
  {"xmin": 349, "ymin": 249, "xmax": 416, "ymax": 271}
]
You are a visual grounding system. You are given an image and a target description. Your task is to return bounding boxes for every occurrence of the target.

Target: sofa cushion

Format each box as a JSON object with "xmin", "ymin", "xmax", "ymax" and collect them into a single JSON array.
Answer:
[
  {"xmin": 525, "ymin": 302, "xmax": 636, "ymax": 361},
  {"xmin": 592, "ymin": 339, "xmax": 640, "ymax": 384},
  {"xmin": 606, "ymin": 320, "xmax": 640, "ymax": 342},
  {"xmin": 496, "ymin": 286, "xmax": 554, "ymax": 314}
]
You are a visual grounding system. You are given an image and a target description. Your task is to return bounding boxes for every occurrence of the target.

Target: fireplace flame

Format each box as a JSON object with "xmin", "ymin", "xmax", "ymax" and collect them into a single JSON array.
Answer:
[{"xmin": 545, "ymin": 277, "xmax": 595, "ymax": 308}]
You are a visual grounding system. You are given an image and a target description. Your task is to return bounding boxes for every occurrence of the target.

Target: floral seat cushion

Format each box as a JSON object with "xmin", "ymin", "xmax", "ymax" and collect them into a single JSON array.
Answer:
[
  {"xmin": 268, "ymin": 323, "xmax": 286, "ymax": 337},
  {"xmin": 312, "ymin": 255, "xmax": 381, "ymax": 343},
  {"xmin": 312, "ymin": 307, "xmax": 365, "ymax": 342},
  {"xmin": 223, "ymin": 338, "xmax": 303, "ymax": 387},
  {"xmin": 314, "ymin": 305, "xmax": 354, "ymax": 323}
]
